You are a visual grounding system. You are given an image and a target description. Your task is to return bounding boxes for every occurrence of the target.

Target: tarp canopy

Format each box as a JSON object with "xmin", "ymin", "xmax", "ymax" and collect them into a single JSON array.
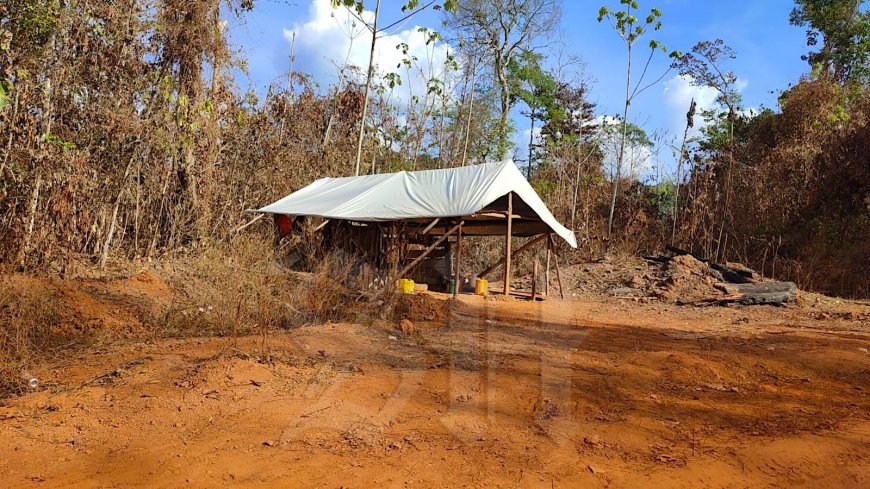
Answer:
[{"xmin": 257, "ymin": 160, "xmax": 577, "ymax": 248}]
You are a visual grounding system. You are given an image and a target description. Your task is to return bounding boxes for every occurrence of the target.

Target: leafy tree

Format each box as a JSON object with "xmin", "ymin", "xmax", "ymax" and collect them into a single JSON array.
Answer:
[
  {"xmin": 539, "ymin": 81, "xmax": 600, "ymax": 229},
  {"xmin": 448, "ymin": 0, "xmax": 561, "ymax": 159},
  {"xmin": 789, "ymin": 0, "xmax": 870, "ymax": 84},
  {"xmin": 541, "ymin": 82, "xmax": 597, "ymax": 147},
  {"xmin": 507, "ymin": 50, "xmax": 562, "ymax": 177},
  {"xmin": 673, "ymin": 40, "xmax": 740, "ymax": 114}
]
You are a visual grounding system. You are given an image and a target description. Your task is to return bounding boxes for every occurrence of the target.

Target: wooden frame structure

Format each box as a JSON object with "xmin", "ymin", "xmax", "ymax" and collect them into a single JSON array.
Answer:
[{"xmin": 342, "ymin": 191, "xmax": 567, "ymax": 300}]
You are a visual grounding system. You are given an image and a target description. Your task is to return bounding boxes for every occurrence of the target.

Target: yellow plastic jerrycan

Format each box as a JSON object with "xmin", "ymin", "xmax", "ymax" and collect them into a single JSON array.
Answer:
[
  {"xmin": 397, "ymin": 278, "xmax": 415, "ymax": 294},
  {"xmin": 475, "ymin": 278, "xmax": 488, "ymax": 296}
]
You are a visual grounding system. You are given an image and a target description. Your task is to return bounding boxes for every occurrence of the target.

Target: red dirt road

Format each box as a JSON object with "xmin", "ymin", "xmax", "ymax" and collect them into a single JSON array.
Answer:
[{"xmin": 1, "ymin": 294, "xmax": 868, "ymax": 488}]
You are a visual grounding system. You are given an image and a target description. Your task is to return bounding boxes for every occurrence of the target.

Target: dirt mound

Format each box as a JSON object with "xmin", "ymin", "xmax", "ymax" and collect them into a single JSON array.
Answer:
[
  {"xmin": 656, "ymin": 254, "xmax": 722, "ymax": 302},
  {"xmin": 2, "ymin": 270, "xmax": 174, "ymax": 340},
  {"xmin": 393, "ymin": 293, "xmax": 449, "ymax": 323},
  {"xmin": 562, "ymin": 253, "xmax": 786, "ymax": 304},
  {"xmin": 112, "ymin": 269, "xmax": 174, "ymax": 305}
]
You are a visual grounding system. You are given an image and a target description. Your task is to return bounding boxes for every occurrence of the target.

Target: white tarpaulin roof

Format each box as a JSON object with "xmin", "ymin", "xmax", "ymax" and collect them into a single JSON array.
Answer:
[{"xmin": 257, "ymin": 160, "xmax": 577, "ymax": 247}]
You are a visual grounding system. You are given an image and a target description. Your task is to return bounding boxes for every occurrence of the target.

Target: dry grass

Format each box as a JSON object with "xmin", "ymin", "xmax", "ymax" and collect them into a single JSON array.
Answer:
[
  {"xmin": 0, "ymin": 278, "xmax": 73, "ymax": 397},
  {"xmin": 155, "ymin": 234, "xmax": 303, "ymax": 339},
  {"xmin": 0, "ymin": 234, "xmax": 401, "ymax": 397},
  {"xmin": 154, "ymin": 236, "xmax": 382, "ymax": 339}
]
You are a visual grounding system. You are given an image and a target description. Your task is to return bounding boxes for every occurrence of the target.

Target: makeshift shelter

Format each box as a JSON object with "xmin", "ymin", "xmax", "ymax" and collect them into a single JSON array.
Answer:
[{"xmin": 255, "ymin": 160, "xmax": 576, "ymax": 298}]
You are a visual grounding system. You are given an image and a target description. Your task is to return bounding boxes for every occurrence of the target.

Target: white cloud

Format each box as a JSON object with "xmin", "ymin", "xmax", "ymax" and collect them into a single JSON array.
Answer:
[
  {"xmin": 663, "ymin": 74, "xmax": 719, "ymax": 135},
  {"xmin": 283, "ymin": 0, "xmax": 456, "ymax": 104},
  {"xmin": 662, "ymin": 74, "xmax": 751, "ymax": 136}
]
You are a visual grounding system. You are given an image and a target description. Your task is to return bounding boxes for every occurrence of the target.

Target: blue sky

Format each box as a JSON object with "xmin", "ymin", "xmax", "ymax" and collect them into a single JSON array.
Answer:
[{"xmin": 228, "ymin": 0, "xmax": 811, "ymax": 178}]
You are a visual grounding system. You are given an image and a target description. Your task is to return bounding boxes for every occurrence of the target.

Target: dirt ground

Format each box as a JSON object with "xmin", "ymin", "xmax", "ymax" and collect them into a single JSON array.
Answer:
[{"xmin": 1, "ymin": 282, "xmax": 869, "ymax": 488}]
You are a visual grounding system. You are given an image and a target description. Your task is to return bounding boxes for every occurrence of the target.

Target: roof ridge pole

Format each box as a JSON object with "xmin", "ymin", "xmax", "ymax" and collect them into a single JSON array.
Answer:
[{"xmin": 503, "ymin": 192, "xmax": 513, "ymax": 296}]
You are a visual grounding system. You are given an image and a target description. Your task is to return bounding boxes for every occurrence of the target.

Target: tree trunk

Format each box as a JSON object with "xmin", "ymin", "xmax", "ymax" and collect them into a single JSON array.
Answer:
[
  {"xmin": 672, "ymin": 98, "xmax": 694, "ymax": 243},
  {"xmin": 19, "ymin": 175, "xmax": 42, "ymax": 267},
  {"xmin": 570, "ymin": 129, "xmax": 585, "ymax": 229},
  {"xmin": 526, "ymin": 110, "xmax": 535, "ymax": 178},
  {"xmin": 715, "ymin": 111, "xmax": 736, "ymax": 261},
  {"xmin": 353, "ymin": 0, "xmax": 381, "ymax": 176},
  {"xmin": 607, "ymin": 43, "xmax": 633, "ymax": 238},
  {"xmin": 495, "ymin": 53, "xmax": 511, "ymax": 159},
  {"xmin": 461, "ymin": 58, "xmax": 478, "ymax": 166}
]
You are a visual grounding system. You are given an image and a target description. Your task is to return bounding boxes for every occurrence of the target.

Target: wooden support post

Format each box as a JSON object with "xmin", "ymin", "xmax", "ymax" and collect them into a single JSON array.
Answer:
[
  {"xmin": 503, "ymin": 193, "xmax": 513, "ymax": 296},
  {"xmin": 395, "ymin": 221, "xmax": 463, "ymax": 281},
  {"xmin": 477, "ymin": 234, "xmax": 547, "ymax": 278},
  {"xmin": 453, "ymin": 220, "xmax": 463, "ymax": 299},
  {"xmin": 548, "ymin": 234, "xmax": 565, "ymax": 299},
  {"xmin": 531, "ymin": 259, "xmax": 539, "ymax": 301},
  {"xmin": 545, "ymin": 245, "xmax": 551, "ymax": 297}
]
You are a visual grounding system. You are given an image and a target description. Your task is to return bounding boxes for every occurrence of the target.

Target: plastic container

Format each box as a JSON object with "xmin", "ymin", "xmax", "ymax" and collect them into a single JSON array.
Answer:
[
  {"xmin": 475, "ymin": 278, "xmax": 488, "ymax": 296},
  {"xmin": 397, "ymin": 278, "xmax": 415, "ymax": 294},
  {"xmin": 448, "ymin": 279, "xmax": 456, "ymax": 295}
]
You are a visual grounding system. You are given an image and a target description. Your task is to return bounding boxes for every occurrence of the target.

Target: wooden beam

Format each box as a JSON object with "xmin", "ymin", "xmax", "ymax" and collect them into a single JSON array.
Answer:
[
  {"xmin": 477, "ymin": 233, "xmax": 548, "ymax": 278},
  {"xmin": 453, "ymin": 221, "xmax": 462, "ymax": 299},
  {"xmin": 394, "ymin": 221, "xmax": 463, "ymax": 281},
  {"xmin": 312, "ymin": 219, "xmax": 330, "ymax": 232},
  {"xmin": 503, "ymin": 193, "xmax": 513, "ymax": 296},
  {"xmin": 234, "ymin": 213, "xmax": 265, "ymax": 234},
  {"xmin": 423, "ymin": 220, "xmax": 550, "ymax": 237},
  {"xmin": 419, "ymin": 218, "xmax": 440, "ymax": 236},
  {"xmin": 471, "ymin": 212, "xmax": 524, "ymax": 219},
  {"xmin": 548, "ymin": 234, "xmax": 565, "ymax": 299}
]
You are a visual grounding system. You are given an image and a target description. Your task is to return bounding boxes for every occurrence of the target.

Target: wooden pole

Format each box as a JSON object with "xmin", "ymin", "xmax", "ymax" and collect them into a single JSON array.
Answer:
[
  {"xmin": 395, "ymin": 221, "xmax": 463, "ymax": 281},
  {"xmin": 453, "ymin": 220, "xmax": 463, "ymax": 299},
  {"xmin": 477, "ymin": 234, "xmax": 547, "ymax": 278},
  {"xmin": 531, "ymin": 259, "xmax": 539, "ymax": 301},
  {"xmin": 503, "ymin": 193, "xmax": 513, "ymax": 296},
  {"xmin": 549, "ymin": 234, "xmax": 565, "ymax": 299},
  {"xmin": 312, "ymin": 219, "xmax": 331, "ymax": 233},
  {"xmin": 545, "ymin": 245, "xmax": 551, "ymax": 297},
  {"xmin": 419, "ymin": 218, "xmax": 440, "ymax": 236}
]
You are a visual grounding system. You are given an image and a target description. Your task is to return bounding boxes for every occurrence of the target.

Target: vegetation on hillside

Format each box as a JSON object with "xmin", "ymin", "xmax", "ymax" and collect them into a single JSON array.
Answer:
[{"xmin": 0, "ymin": 0, "xmax": 867, "ymax": 297}]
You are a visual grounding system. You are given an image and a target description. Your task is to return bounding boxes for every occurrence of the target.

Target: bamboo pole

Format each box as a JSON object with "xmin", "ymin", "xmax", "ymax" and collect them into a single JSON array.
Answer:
[{"xmin": 503, "ymin": 193, "xmax": 513, "ymax": 296}]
